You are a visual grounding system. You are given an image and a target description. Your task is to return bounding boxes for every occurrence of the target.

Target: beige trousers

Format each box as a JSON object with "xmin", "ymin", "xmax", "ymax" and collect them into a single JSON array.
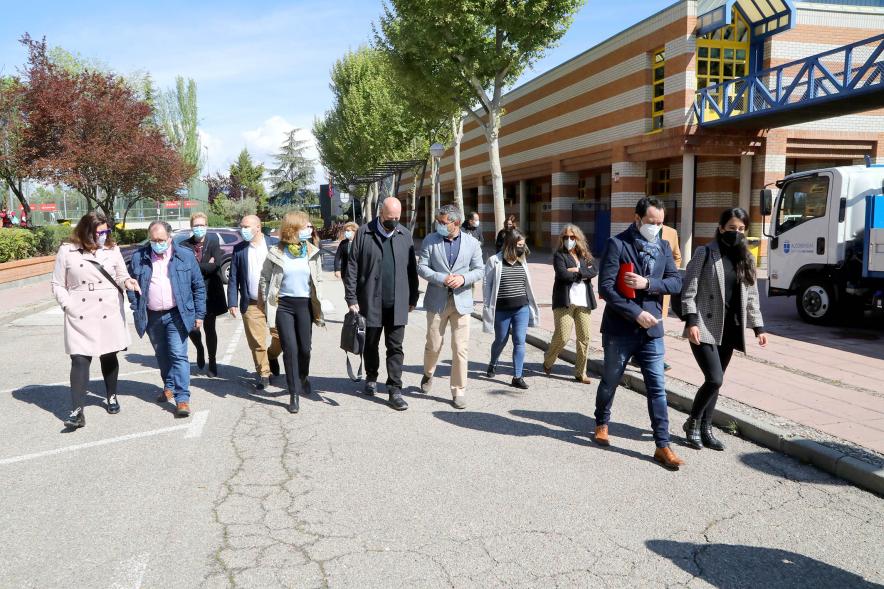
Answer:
[
  {"xmin": 424, "ymin": 296, "xmax": 471, "ymax": 397},
  {"xmin": 243, "ymin": 301, "xmax": 282, "ymax": 377},
  {"xmin": 544, "ymin": 305, "xmax": 592, "ymax": 379}
]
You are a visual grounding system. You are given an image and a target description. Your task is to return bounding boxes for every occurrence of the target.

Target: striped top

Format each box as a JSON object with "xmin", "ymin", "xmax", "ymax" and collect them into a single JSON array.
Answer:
[{"xmin": 497, "ymin": 260, "xmax": 529, "ymax": 310}]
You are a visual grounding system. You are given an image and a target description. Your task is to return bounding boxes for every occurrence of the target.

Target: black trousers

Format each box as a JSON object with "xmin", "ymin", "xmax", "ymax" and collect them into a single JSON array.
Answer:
[
  {"xmin": 689, "ymin": 319, "xmax": 741, "ymax": 421},
  {"xmin": 276, "ymin": 297, "xmax": 313, "ymax": 396},
  {"xmin": 365, "ymin": 306, "xmax": 405, "ymax": 388},
  {"xmin": 70, "ymin": 352, "xmax": 119, "ymax": 409},
  {"xmin": 189, "ymin": 313, "xmax": 218, "ymax": 360}
]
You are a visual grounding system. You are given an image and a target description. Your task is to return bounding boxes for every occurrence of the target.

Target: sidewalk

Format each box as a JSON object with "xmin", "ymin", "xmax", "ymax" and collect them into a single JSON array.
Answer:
[{"xmin": 506, "ymin": 250, "xmax": 884, "ymax": 458}]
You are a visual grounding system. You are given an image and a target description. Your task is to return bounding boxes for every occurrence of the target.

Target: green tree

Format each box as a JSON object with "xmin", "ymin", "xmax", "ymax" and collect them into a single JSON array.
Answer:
[
  {"xmin": 268, "ymin": 129, "xmax": 315, "ymax": 206},
  {"xmin": 157, "ymin": 76, "xmax": 203, "ymax": 178},
  {"xmin": 229, "ymin": 148, "xmax": 267, "ymax": 211},
  {"xmin": 0, "ymin": 77, "xmax": 31, "ymax": 215},
  {"xmin": 378, "ymin": 0, "xmax": 585, "ymax": 232}
]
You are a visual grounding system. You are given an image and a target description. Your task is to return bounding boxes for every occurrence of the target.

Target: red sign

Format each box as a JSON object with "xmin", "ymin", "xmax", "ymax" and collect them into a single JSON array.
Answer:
[
  {"xmin": 164, "ymin": 201, "xmax": 180, "ymax": 209},
  {"xmin": 163, "ymin": 200, "xmax": 197, "ymax": 209},
  {"xmin": 38, "ymin": 203, "xmax": 57, "ymax": 212}
]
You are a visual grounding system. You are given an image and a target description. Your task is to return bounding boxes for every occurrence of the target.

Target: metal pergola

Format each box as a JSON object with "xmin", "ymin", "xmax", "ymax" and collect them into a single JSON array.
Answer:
[{"xmin": 346, "ymin": 159, "xmax": 429, "ymax": 228}]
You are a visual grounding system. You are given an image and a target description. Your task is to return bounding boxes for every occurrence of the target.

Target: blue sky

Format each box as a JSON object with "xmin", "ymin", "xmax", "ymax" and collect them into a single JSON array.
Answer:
[{"xmin": 1, "ymin": 0, "xmax": 676, "ymax": 184}]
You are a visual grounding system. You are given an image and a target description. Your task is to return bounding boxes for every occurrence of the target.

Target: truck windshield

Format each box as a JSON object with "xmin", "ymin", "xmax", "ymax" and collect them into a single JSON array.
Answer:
[{"xmin": 775, "ymin": 175, "xmax": 829, "ymax": 236}]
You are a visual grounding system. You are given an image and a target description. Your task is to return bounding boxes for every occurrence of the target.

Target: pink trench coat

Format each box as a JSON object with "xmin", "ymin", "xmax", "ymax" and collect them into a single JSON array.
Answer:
[{"xmin": 50, "ymin": 243, "xmax": 132, "ymax": 356}]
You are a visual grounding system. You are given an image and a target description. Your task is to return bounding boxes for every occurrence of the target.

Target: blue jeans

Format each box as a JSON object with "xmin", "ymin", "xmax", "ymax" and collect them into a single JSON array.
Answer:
[
  {"xmin": 594, "ymin": 333, "xmax": 670, "ymax": 447},
  {"xmin": 147, "ymin": 309, "xmax": 191, "ymax": 403},
  {"xmin": 489, "ymin": 305, "xmax": 529, "ymax": 378}
]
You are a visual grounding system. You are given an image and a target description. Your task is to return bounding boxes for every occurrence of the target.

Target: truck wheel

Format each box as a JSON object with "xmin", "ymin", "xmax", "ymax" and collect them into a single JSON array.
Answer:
[
  {"xmin": 221, "ymin": 261, "xmax": 231, "ymax": 285},
  {"xmin": 796, "ymin": 281, "xmax": 836, "ymax": 324}
]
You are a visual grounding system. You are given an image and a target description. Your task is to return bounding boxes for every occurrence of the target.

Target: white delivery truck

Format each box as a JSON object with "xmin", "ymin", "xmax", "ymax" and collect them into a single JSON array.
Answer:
[{"xmin": 761, "ymin": 161, "xmax": 884, "ymax": 324}]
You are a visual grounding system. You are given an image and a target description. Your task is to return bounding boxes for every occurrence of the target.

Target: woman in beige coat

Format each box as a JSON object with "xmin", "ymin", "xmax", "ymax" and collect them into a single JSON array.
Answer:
[
  {"xmin": 51, "ymin": 212, "xmax": 140, "ymax": 429},
  {"xmin": 259, "ymin": 211, "xmax": 324, "ymax": 414}
]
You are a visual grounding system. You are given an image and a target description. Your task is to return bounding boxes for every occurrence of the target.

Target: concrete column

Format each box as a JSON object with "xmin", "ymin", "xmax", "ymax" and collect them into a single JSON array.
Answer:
[
  {"xmin": 478, "ymin": 185, "xmax": 494, "ymax": 242},
  {"xmin": 739, "ymin": 154, "xmax": 753, "ymax": 213},
  {"xmin": 518, "ymin": 180, "xmax": 528, "ymax": 232},
  {"xmin": 610, "ymin": 161, "xmax": 647, "ymax": 236},
  {"xmin": 680, "ymin": 153, "xmax": 695, "ymax": 266},
  {"xmin": 551, "ymin": 172, "xmax": 579, "ymax": 242}
]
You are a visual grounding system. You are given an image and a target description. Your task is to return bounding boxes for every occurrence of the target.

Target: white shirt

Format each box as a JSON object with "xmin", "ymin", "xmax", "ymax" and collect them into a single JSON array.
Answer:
[
  {"xmin": 247, "ymin": 238, "xmax": 269, "ymax": 301},
  {"xmin": 279, "ymin": 250, "xmax": 311, "ymax": 298},
  {"xmin": 569, "ymin": 280, "xmax": 588, "ymax": 308}
]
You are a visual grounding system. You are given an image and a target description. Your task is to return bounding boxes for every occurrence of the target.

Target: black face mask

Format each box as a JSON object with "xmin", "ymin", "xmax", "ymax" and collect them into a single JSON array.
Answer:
[
  {"xmin": 719, "ymin": 230, "xmax": 744, "ymax": 248},
  {"xmin": 382, "ymin": 218, "xmax": 398, "ymax": 231},
  {"xmin": 514, "ymin": 246, "xmax": 526, "ymax": 257}
]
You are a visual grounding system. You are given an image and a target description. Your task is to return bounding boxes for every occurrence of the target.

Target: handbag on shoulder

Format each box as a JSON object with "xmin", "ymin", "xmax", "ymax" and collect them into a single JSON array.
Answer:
[{"xmin": 340, "ymin": 309, "xmax": 366, "ymax": 381}]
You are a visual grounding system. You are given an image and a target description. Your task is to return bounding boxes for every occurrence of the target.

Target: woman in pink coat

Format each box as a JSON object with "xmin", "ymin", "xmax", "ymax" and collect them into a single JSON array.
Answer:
[{"xmin": 51, "ymin": 212, "xmax": 140, "ymax": 429}]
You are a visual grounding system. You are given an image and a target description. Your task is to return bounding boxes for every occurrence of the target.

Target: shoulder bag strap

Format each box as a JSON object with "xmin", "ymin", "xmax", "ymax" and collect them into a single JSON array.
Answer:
[
  {"xmin": 345, "ymin": 353, "xmax": 363, "ymax": 382},
  {"xmin": 85, "ymin": 258, "xmax": 124, "ymax": 294}
]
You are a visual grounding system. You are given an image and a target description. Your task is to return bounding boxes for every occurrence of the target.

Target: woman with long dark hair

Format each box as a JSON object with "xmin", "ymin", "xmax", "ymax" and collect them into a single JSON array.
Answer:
[
  {"xmin": 680, "ymin": 207, "xmax": 767, "ymax": 450},
  {"xmin": 543, "ymin": 224, "xmax": 598, "ymax": 383},
  {"xmin": 495, "ymin": 215, "xmax": 517, "ymax": 253},
  {"xmin": 50, "ymin": 212, "xmax": 140, "ymax": 429},
  {"xmin": 482, "ymin": 229, "xmax": 540, "ymax": 389}
]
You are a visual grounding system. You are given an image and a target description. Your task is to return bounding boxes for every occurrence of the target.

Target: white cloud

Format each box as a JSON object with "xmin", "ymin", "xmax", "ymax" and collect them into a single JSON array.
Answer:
[
  {"xmin": 198, "ymin": 128, "xmax": 225, "ymax": 174},
  {"xmin": 242, "ymin": 115, "xmax": 296, "ymax": 155}
]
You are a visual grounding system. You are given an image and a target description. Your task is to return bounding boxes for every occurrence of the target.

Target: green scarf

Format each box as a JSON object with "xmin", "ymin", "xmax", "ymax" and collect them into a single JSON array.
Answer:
[{"xmin": 287, "ymin": 242, "xmax": 305, "ymax": 258}]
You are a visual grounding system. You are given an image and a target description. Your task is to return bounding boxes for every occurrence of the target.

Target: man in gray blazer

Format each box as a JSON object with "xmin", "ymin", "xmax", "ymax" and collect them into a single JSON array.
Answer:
[{"xmin": 418, "ymin": 204, "xmax": 485, "ymax": 409}]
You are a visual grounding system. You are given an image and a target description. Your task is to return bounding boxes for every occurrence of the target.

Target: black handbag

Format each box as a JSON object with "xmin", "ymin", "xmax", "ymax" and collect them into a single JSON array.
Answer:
[{"xmin": 340, "ymin": 310, "xmax": 366, "ymax": 381}]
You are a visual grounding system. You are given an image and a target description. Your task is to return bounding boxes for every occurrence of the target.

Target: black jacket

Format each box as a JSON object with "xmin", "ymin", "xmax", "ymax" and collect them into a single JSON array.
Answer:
[
  {"xmin": 345, "ymin": 219, "xmax": 419, "ymax": 328},
  {"xmin": 551, "ymin": 250, "xmax": 598, "ymax": 310},
  {"xmin": 179, "ymin": 233, "xmax": 228, "ymax": 317},
  {"xmin": 227, "ymin": 236, "xmax": 280, "ymax": 313},
  {"xmin": 462, "ymin": 223, "xmax": 483, "ymax": 247},
  {"xmin": 495, "ymin": 229, "xmax": 509, "ymax": 253},
  {"xmin": 334, "ymin": 238, "xmax": 351, "ymax": 276}
]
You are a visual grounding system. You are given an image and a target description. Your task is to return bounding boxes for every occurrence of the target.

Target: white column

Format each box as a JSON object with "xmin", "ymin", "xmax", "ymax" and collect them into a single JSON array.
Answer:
[
  {"xmin": 680, "ymin": 153, "xmax": 696, "ymax": 266},
  {"xmin": 739, "ymin": 154, "xmax": 752, "ymax": 214}
]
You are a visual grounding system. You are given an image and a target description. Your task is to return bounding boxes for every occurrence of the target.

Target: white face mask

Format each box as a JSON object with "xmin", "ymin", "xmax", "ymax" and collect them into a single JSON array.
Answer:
[
  {"xmin": 638, "ymin": 222, "xmax": 662, "ymax": 242},
  {"xmin": 564, "ymin": 238, "xmax": 576, "ymax": 251},
  {"xmin": 344, "ymin": 230, "xmax": 354, "ymax": 240}
]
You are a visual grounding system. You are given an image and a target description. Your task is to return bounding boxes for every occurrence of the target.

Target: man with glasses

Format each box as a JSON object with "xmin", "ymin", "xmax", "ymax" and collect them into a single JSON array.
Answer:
[
  {"xmin": 417, "ymin": 205, "xmax": 484, "ymax": 409},
  {"xmin": 345, "ymin": 197, "xmax": 419, "ymax": 410},
  {"xmin": 128, "ymin": 220, "xmax": 206, "ymax": 418},
  {"xmin": 227, "ymin": 215, "xmax": 282, "ymax": 389}
]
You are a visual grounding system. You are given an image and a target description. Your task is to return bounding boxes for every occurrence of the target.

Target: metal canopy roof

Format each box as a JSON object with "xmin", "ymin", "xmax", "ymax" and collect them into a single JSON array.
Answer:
[
  {"xmin": 697, "ymin": 0, "xmax": 795, "ymax": 40},
  {"xmin": 347, "ymin": 159, "xmax": 426, "ymax": 185}
]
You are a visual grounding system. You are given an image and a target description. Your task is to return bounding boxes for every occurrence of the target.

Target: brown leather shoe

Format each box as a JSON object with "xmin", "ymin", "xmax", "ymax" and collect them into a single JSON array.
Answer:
[
  {"xmin": 542, "ymin": 363, "xmax": 552, "ymax": 376},
  {"xmin": 156, "ymin": 389, "xmax": 174, "ymax": 404},
  {"xmin": 594, "ymin": 425, "xmax": 610, "ymax": 446},
  {"xmin": 575, "ymin": 375, "xmax": 593, "ymax": 384},
  {"xmin": 653, "ymin": 446, "xmax": 685, "ymax": 470},
  {"xmin": 176, "ymin": 402, "xmax": 190, "ymax": 418}
]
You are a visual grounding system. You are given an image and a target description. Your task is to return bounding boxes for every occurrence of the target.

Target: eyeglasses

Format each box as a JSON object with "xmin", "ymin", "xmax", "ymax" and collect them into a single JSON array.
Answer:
[{"xmin": 192, "ymin": 223, "xmax": 207, "ymax": 228}]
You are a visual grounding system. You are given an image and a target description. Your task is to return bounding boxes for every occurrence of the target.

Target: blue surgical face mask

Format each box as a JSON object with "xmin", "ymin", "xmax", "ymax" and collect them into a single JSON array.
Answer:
[
  {"xmin": 436, "ymin": 223, "xmax": 450, "ymax": 238},
  {"xmin": 192, "ymin": 226, "xmax": 207, "ymax": 239},
  {"xmin": 240, "ymin": 227, "xmax": 253, "ymax": 242},
  {"xmin": 298, "ymin": 228, "xmax": 313, "ymax": 241},
  {"xmin": 344, "ymin": 230, "xmax": 354, "ymax": 240},
  {"xmin": 151, "ymin": 240, "xmax": 169, "ymax": 255}
]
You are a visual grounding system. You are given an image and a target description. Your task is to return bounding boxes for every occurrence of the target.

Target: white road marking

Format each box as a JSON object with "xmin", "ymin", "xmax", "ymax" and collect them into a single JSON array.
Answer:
[
  {"xmin": 0, "ymin": 369, "xmax": 156, "ymax": 395},
  {"xmin": 0, "ymin": 411, "xmax": 209, "ymax": 466},
  {"xmin": 109, "ymin": 552, "xmax": 149, "ymax": 589},
  {"xmin": 220, "ymin": 322, "xmax": 244, "ymax": 365}
]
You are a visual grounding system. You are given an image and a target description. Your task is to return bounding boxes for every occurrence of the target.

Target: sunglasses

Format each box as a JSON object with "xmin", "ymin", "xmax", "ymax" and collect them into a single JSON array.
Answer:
[{"xmin": 96, "ymin": 230, "xmax": 112, "ymax": 236}]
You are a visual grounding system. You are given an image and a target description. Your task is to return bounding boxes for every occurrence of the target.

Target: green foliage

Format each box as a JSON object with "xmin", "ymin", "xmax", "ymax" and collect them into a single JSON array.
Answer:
[
  {"xmin": 157, "ymin": 76, "xmax": 203, "ymax": 178},
  {"xmin": 32, "ymin": 225, "xmax": 73, "ymax": 255},
  {"xmin": 0, "ymin": 228, "xmax": 38, "ymax": 262},
  {"xmin": 206, "ymin": 213, "xmax": 229, "ymax": 228},
  {"xmin": 269, "ymin": 129, "xmax": 315, "ymax": 201},
  {"xmin": 229, "ymin": 149, "xmax": 267, "ymax": 212},
  {"xmin": 115, "ymin": 228, "xmax": 148, "ymax": 245},
  {"xmin": 209, "ymin": 193, "xmax": 258, "ymax": 225}
]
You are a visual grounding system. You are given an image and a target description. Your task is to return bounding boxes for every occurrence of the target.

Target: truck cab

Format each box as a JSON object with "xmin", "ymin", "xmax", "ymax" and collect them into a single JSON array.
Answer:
[{"xmin": 763, "ymin": 164, "xmax": 884, "ymax": 324}]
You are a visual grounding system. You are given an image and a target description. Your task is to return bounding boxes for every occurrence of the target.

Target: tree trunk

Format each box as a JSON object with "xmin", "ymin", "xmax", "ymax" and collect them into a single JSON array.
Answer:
[
  {"xmin": 407, "ymin": 173, "xmax": 418, "ymax": 235},
  {"xmin": 429, "ymin": 156, "xmax": 437, "ymax": 224},
  {"xmin": 3, "ymin": 177, "xmax": 31, "ymax": 216},
  {"xmin": 451, "ymin": 116, "xmax": 464, "ymax": 215},
  {"xmin": 485, "ymin": 108, "xmax": 506, "ymax": 233}
]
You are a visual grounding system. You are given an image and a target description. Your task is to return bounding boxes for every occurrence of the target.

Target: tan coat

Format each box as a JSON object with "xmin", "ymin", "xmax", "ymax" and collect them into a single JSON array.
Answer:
[
  {"xmin": 259, "ymin": 242, "xmax": 325, "ymax": 329},
  {"xmin": 661, "ymin": 225, "xmax": 682, "ymax": 319},
  {"xmin": 51, "ymin": 243, "xmax": 132, "ymax": 356}
]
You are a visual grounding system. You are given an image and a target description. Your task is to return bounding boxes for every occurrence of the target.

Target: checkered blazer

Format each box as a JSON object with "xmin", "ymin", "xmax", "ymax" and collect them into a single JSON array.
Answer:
[{"xmin": 680, "ymin": 241, "xmax": 763, "ymax": 350}]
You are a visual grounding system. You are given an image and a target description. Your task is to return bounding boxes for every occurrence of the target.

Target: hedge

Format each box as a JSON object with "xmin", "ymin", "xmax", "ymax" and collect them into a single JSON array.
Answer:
[
  {"xmin": 0, "ymin": 229, "xmax": 38, "ymax": 263},
  {"xmin": 115, "ymin": 228, "xmax": 148, "ymax": 245},
  {"xmin": 33, "ymin": 225, "xmax": 74, "ymax": 256}
]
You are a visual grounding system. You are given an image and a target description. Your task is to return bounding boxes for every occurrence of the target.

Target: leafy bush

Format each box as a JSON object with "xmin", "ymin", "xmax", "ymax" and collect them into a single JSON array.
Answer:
[
  {"xmin": 33, "ymin": 225, "xmax": 74, "ymax": 255},
  {"xmin": 115, "ymin": 228, "xmax": 148, "ymax": 245},
  {"xmin": 0, "ymin": 228, "xmax": 38, "ymax": 263},
  {"xmin": 206, "ymin": 213, "xmax": 230, "ymax": 228}
]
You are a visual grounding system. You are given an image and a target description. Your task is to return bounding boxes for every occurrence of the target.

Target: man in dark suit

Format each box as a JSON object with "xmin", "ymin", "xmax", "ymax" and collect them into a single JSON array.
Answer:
[
  {"xmin": 593, "ymin": 197, "xmax": 684, "ymax": 469},
  {"xmin": 345, "ymin": 197, "xmax": 419, "ymax": 410},
  {"xmin": 179, "ymin": 212, "xmax": 228, "ymax": 376},
  {"xmin": 227, "ymin": 215, "xmax": 281, "ymax": 389}
]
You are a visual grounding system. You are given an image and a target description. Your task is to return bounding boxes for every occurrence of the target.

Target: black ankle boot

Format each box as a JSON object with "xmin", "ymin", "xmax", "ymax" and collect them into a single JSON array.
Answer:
[
  {"xmin": 64, "ymin": 407, "xmax": 85, "ymax": 429},
  {"xmin": 682, "ymin": 418, "xmax": 703, "ymax": 449},
  {"xmin": 196, "ymin": 345, "xmax": 205, "ymax": 369},
  {"xmin": 288, "ymin": 391, "xmax": 299, "ymax": 414},
  {"xmin": 701, "ymin": 422, "xmax": 725, "ymax": 451}
]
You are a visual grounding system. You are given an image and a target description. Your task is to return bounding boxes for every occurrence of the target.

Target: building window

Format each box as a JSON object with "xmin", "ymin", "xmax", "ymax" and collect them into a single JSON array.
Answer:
[
  {"xmin": 647, "ymin": 167, "xmax": 671, "ymax": 197},
  {"xmin": 697, "ymin": 9, "xmax": 751, "ymax": 113},
  {"xmin": 651, "ymin": 48, "xmax": 665, "ymax": 131},
  {"xmin": 577, "ymin": 178, "xmax": 587, "ymax": 200}
]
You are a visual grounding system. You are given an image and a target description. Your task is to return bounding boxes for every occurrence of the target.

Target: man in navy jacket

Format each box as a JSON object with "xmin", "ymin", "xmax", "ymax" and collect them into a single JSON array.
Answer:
[
  {"xmin": 593, "ymin": 198, "xmax": 685, "ymax": 469},
  {"xmin": 129, "ymin": 221, "xmax": 206, "ymax": 417}
]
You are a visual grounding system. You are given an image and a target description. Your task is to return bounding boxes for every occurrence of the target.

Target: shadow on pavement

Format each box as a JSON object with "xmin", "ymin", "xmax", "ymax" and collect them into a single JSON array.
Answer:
[
  {"xmin": 737, "ymin": 451, "xmax": 847, "ymax": 487},
  {"xmin": 510, "ymin": 410, "xmax": 654, "ymax": 443},
  {"xmin": 646, "ymin": 539, "xmax": 880, "ymax": 588}
]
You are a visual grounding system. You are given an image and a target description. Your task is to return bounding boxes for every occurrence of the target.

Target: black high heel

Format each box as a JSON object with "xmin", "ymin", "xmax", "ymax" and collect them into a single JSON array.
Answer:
[{"xmin": 682, "ymin": 418, "xmax": 703, "ymax": 450}]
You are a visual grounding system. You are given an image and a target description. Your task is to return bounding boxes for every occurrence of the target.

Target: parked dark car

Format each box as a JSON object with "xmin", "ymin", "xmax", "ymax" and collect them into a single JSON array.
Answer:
[{"xmin": 121, "ymin": 228, "xmax": 242, "ymax": 284}]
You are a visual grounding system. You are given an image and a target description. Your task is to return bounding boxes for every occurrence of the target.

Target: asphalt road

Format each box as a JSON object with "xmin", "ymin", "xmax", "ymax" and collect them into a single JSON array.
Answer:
[{"xmin": 0, "ymin": 276, "xmax": 882, "ymax": 588}]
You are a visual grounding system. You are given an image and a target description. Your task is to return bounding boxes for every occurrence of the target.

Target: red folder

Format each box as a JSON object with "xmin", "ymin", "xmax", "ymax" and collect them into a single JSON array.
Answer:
[{"xmin": 616, "ymin": 262, "xmax": 636, "ymax": 299}]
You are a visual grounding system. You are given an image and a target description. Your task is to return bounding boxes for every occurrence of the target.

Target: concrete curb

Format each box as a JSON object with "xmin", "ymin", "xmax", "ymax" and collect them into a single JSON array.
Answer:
[{"xmin": 472, "ymin": 311, "xmax": 884, "ymax": 496}]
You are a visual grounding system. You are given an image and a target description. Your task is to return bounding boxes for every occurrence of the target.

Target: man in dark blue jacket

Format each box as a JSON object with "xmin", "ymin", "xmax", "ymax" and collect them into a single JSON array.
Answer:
[
  {"xmin": 129, "ymin": 221, "xmax": 206, "ymax": 418},
  {"xmin": 593, "ymin": 198, "xmax": 684, "ymax": 469}
]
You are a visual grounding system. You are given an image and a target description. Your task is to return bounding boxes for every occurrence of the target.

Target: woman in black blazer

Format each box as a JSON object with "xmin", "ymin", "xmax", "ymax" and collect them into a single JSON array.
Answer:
[
  {"xmin": 180, "ymin": 213, "xmax": 229, "ymax": 376},
  {"xmin": 542, "ymin": 224, "xmax": 598, "ymax": 383},
  {"xmin": 334, "ymin": 221, "xmax": 358, "ymax": 283}
]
